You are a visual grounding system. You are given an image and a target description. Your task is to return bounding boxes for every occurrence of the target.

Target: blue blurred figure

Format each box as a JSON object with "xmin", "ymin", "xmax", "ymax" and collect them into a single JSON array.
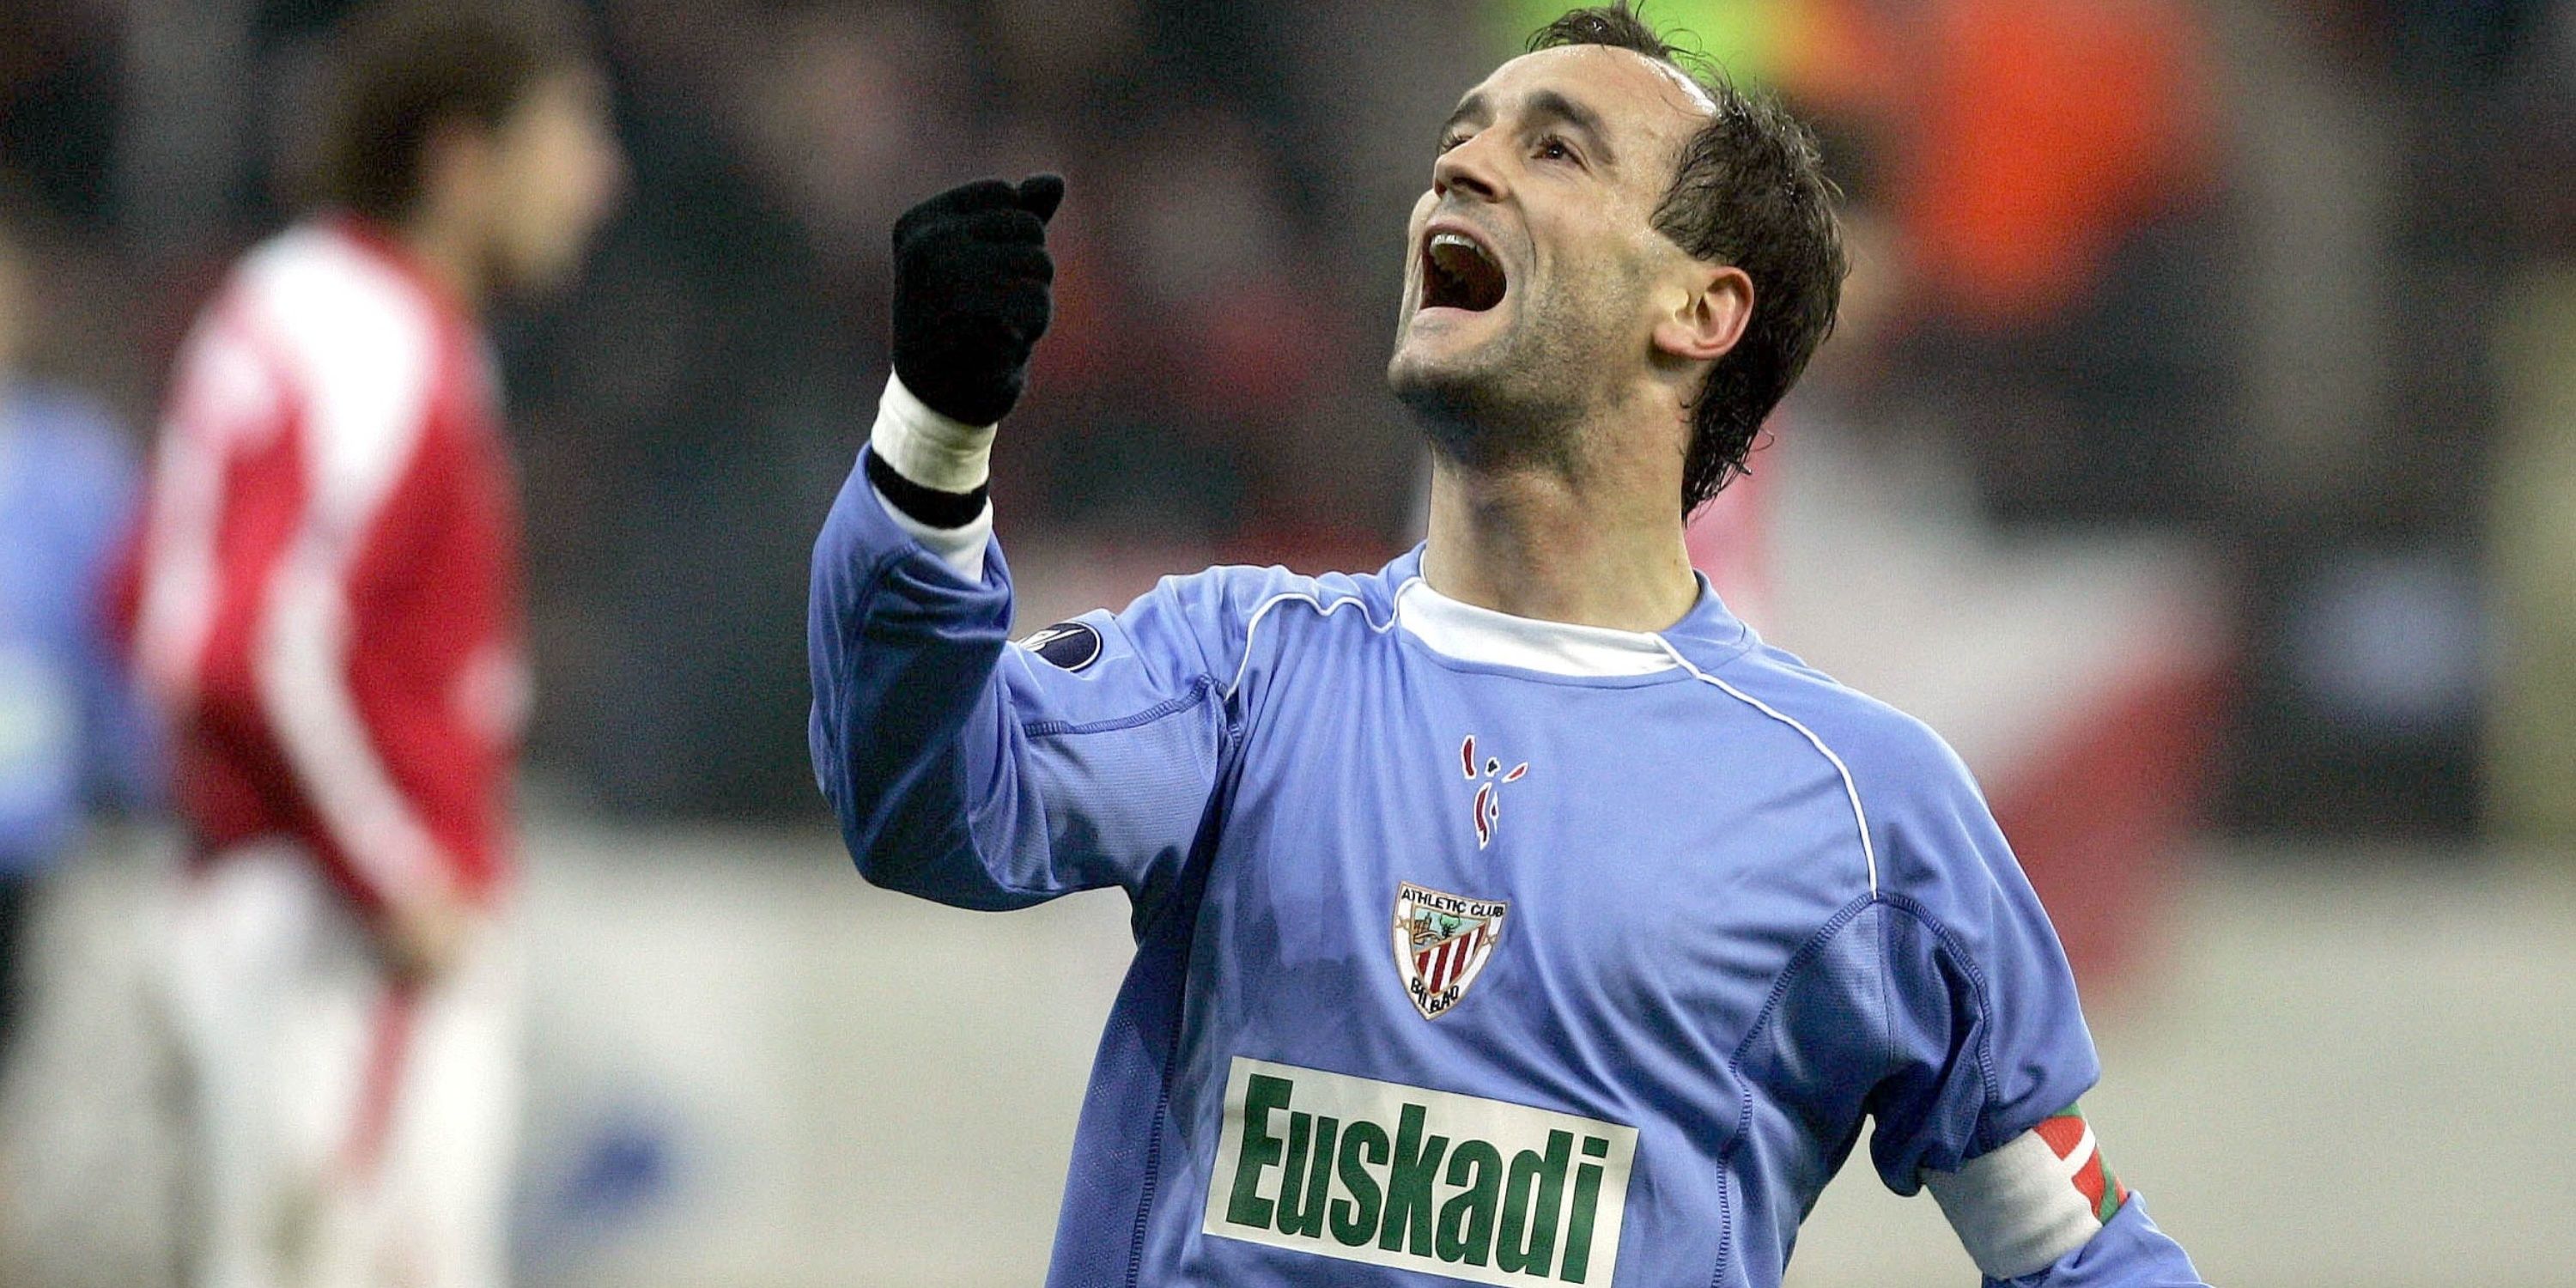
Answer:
[{"xmin": 0, "ymin": 201, "xmax": 157, "ymax": 1063}]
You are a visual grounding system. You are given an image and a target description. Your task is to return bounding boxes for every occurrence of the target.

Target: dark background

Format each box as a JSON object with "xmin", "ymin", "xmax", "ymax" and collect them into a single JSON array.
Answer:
[{"xmin": 7, "ymin": 0, "xmax": 2575, "ymax": 840}]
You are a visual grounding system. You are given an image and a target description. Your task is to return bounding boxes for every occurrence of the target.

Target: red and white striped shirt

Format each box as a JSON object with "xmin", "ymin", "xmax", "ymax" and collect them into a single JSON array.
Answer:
[{"xmin": 129, "ymin": 217, "xmax": 527, "ymax": 917}]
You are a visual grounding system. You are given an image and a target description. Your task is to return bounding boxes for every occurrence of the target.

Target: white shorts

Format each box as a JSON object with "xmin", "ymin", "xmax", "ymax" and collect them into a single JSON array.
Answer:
[{"xmin": 163, "ymin": 842, "xmax": 518, "ymax": 1288}]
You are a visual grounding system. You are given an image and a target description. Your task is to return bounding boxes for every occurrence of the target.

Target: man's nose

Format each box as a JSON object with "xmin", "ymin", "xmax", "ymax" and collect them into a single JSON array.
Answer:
[{"xmin": 1432, "ymin": 133, "xmax": 1506, "ymax": 203}]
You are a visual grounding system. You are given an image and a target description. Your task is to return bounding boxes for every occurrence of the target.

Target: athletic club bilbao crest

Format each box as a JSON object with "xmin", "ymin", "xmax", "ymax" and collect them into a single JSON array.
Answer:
[
  {"xmin": 1460, "ymin": 735, "xmax": 1528, "ymax": 849},
  {"xmin": 1392, "ymin": 883, "xmax": 1507, "ymax": 1019}
]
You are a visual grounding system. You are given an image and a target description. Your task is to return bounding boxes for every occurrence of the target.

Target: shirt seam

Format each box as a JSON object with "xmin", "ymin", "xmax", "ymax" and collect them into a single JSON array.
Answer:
[
  {"xmin": 831, "ymin": 541, "xmax": 923, "ymax": 717},
  {"xmin": 1704, "ymin": 891, "xmax": 1879, "ymax": 1288},
  {"xmin": 1225, "ymin": 586, "xmax": 1394, "ymax": 702},
  {"xmin": 1662, "ymin": 647, "xmax": 1879, "ymax": 896},
  {"xmin": 1876, "ymin": 891, "xmax": 2007, "ymax": 1159},
  {"xmin": 1020, "ymin": 675, "xmax": 1218, "ymax": 739},
  {"xmin": 840, "ymin": 539, "xmax": 1029, "ymax": 897}
]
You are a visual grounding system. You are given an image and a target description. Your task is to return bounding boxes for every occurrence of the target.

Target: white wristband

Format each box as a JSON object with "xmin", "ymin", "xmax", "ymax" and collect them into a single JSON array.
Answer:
[
  {"xmin": 872, "ymin": 372, "xmax": 997, "ymax": 493},
  {"xmin": 867, "ymin": 373, "xmax": 994, "ymax": 580}
]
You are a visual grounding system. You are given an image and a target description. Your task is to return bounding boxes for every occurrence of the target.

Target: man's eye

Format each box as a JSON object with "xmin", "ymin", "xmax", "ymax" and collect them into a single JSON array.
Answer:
[
  {"xmin": 1535, "ymin": 137, "xmax": 1576, "ymax": 163},
  {"xmin": 1437, "ymin": 132, "xmax": 1469, "ymax": 155}
]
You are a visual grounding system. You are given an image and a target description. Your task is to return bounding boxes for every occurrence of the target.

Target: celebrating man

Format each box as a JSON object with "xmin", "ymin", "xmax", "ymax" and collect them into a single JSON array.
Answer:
[{"xmin": 810, "ymin": 6, "xmax": 2204, "ymax": 1285}]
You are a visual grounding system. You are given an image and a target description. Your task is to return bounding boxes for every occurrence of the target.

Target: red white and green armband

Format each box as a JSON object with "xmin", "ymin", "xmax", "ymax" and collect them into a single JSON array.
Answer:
[{"xmin": 1923, "ymin": 1104, "xmax": 2135, "ymax": 1280}]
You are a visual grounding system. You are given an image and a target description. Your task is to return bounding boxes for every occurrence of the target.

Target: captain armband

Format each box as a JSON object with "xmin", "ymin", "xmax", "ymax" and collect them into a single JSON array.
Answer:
[{"xmin": 1922, "ymin": 1104, "xmax": 2133, "ymax": 1280}]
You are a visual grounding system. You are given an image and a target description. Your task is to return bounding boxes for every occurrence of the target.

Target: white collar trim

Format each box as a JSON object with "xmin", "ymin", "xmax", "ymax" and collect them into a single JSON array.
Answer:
[{"xmin": 1392, "ymin": 577, "xmax": 1681, "ymax": 677}]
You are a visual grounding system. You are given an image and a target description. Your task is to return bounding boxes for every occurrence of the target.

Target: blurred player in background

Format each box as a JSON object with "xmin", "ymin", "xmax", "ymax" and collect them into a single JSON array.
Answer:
[
  {"xmin": 0, "ymin": 197, "xmax": 157, "ymax": 1082},
  {"xmin": 812, "ymin": 3, "xmax": 2203, "ymax": 1285},
  {"xmin": 121, "ymin": 3, "xmax": 619, "ymax": 1284}
]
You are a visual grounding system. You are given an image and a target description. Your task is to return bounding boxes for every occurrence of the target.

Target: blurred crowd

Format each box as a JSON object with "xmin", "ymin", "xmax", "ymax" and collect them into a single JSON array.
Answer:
[{"xmin": 4, "ymin": 0, "xmax": 2576, "ymax": 836}]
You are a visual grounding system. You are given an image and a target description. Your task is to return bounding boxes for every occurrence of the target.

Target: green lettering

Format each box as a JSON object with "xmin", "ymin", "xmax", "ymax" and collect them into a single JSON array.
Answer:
[
  {"xmin": 1224, "ymin": 1075, "xmax": 1294, "ymax": 1230},
  {"xmin": 1274, "ymin": 1114, "xmax": 1338, "ymax": 1238},
  {"xmin": 1496, "ymin": 1130, "xmax": 1571, "ymax": 1273},
  {"xmin": 1559, "ymin": 1136, "xmax": 1611, "ymax": 1283},
  {"xmin": 1376, "ymin": 1103, "xmax": 1449, "ymax": 1256},
  {"xmin": 1330, "ymin": 1120, "xmax": 1388, "ymax": 1247},
  {"xmin": 1435, "ymin": 1139, "xmax": 1503, "ymax": 1266}
]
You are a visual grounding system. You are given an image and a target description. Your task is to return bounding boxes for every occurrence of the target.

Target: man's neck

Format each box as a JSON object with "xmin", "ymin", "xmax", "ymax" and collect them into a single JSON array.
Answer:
[
  {"xmin": 393, "ymin": 215, "xmax": 487, "ymax": 321},
  {"xmin": 1419, "ymin": 430, "xmax": 1698, "ymax": 634}
]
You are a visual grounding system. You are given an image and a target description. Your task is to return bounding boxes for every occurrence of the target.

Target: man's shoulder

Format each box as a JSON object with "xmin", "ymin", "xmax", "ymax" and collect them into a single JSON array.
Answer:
[
  {"xmin": 228, "ymin": 222, "xmax": 451, "ymax": 370},
  {"xmin": 1714, "ymin": 642, "xmax": 2056, "ymax": 920},
  {"xmin": 1710, "ymin": 640, "xmax": 1984, "ymax": 821},
  {"xmin": 216, "ymin": 222, "xmax": 467, "ymax": 473},
  {"xmin": 1143, "ymin": 560, "xmax": 1397, "ymax": 633},
  {"xmin": 1091, "ymin": 560, "xmax": 1399, "ymax": 684}
]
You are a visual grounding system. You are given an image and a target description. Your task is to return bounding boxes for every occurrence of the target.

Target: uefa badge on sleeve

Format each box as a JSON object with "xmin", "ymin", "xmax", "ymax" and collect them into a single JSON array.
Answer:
[
  {"xmin": 1015, "ymin": 620, "xmax": 1103, "ymax": 671},
  {"xmin": 1392, "ymin": 883, "xmax": 1506, "ymax": 1019}
]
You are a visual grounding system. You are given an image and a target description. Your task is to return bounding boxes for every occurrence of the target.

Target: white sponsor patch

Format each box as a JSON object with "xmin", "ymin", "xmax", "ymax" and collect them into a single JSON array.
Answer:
[{"xmin": 1204, "ymin": 1058, "xmax": 1637, "ymax": 1285}]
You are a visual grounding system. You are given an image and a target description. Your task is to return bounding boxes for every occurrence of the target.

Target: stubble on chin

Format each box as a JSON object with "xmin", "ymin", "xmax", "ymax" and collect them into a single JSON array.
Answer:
[{"xmin": 1388, "ymin": 309, "xmax": 1592, "ymax": 473}]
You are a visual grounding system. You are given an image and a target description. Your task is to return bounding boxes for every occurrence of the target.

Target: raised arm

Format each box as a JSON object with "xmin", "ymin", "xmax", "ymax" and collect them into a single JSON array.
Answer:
[{"xmin": 807, "ymin": 175, "xmax": 1235, "ymax": 919}]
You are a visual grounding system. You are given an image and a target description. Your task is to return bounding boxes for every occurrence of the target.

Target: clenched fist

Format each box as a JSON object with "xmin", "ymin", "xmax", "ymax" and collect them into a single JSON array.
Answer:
[{"xmin": 890, "ymin": 173, "xmax": 1065, "ymax": 427}]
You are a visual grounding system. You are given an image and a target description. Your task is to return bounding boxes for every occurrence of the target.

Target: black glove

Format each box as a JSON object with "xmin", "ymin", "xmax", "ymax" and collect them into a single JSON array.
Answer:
[{"xmin": 890, "ymin": 173, "xmax": 1065, "ymax": 427}]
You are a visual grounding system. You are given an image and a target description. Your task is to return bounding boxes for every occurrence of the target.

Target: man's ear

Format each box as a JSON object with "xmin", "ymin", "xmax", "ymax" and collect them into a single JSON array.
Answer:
[{"xmin": 1652, "ymin": 263, "xmax": 1753, "ymax": 363}]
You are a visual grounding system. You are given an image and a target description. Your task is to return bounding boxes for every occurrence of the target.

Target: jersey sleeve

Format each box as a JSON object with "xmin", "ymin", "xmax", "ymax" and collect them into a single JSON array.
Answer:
[
  {"xmin": 806, "ymin": 447, "xmax": 1244, "ymax": 920},
  {"xmin": 254, "ymin": 380, "xmax": 473, "ymax": 915},
  {"xmin": 1861, "ymin": 727, "xmax": 2207, "ymax": 1285},
  {"xmin": 1862, "ymin": 728, "xmax": 2098, "ymax": 1188},
  {"xmin": 1977, "ymin": 1193, "xmax": 2206, "ymax": 1288},
  {"xmin": 63, "ymin": 420, "xmax": 161, "ymax": 811}
]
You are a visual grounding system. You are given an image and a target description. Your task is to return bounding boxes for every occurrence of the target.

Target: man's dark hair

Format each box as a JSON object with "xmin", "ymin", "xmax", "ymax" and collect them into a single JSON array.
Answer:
[
  {"xmin": 309, "ymin": 0, "xmax": 588, "ymax": 224},
  {"xmin": 1529, "ymin": 4, "xmax": 1846, "ymax": 514}
]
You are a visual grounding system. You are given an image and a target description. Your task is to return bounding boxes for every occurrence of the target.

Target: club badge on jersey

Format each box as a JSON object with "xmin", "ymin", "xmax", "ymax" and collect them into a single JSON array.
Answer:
[{"xmin": 1393, "ymin": 883, "xmax": 1507, "ymax": 1019}]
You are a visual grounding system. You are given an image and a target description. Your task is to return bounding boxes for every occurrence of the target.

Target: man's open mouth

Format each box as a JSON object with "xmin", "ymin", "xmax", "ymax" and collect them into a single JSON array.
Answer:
[{"xmin": 1421, "ymin": 229, "xmax": 1507, "ymax": 313}]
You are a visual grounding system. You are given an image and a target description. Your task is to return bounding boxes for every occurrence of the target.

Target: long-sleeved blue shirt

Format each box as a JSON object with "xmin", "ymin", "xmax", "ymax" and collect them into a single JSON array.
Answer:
[{"xmin": 809, "ymin": 441, "xmax": 2206, "ymax": 1287}]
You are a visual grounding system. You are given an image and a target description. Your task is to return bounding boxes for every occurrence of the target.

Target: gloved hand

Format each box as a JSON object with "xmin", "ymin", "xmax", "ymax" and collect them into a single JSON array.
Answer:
[{"xmin": 890, "ymin": 173, "xmax": 1065, "ymax": 427}]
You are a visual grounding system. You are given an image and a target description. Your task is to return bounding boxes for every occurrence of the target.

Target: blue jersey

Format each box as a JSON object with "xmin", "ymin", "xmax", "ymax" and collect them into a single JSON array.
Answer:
[
  {"xmin": 809, "ymin": 446, "xmax": 2205, "ymax": 1288},
  {"xmin": 0, "ymin": 383, "xmax": 156, "ymax": 872}
]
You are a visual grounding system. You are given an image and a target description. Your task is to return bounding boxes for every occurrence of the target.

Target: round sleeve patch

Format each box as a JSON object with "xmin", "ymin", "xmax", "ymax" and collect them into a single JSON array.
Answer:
[{"xmin": 1016, "ymin": 621, "xmax": 1103, "ymax": 671}]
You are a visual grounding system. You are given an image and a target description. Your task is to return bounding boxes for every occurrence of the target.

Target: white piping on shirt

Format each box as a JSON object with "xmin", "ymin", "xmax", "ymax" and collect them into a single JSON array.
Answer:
[
  {"xmin": 1220, "ymin": 572, "xmax": 1877, "ymax": 897},
  {"xmin": 1226, "ymin": 582, "xmax": 1400, "ymax": 703},
  {"xmin": 1649, "ymin": 637, "xmax": 1879, "ymax": 896}
]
